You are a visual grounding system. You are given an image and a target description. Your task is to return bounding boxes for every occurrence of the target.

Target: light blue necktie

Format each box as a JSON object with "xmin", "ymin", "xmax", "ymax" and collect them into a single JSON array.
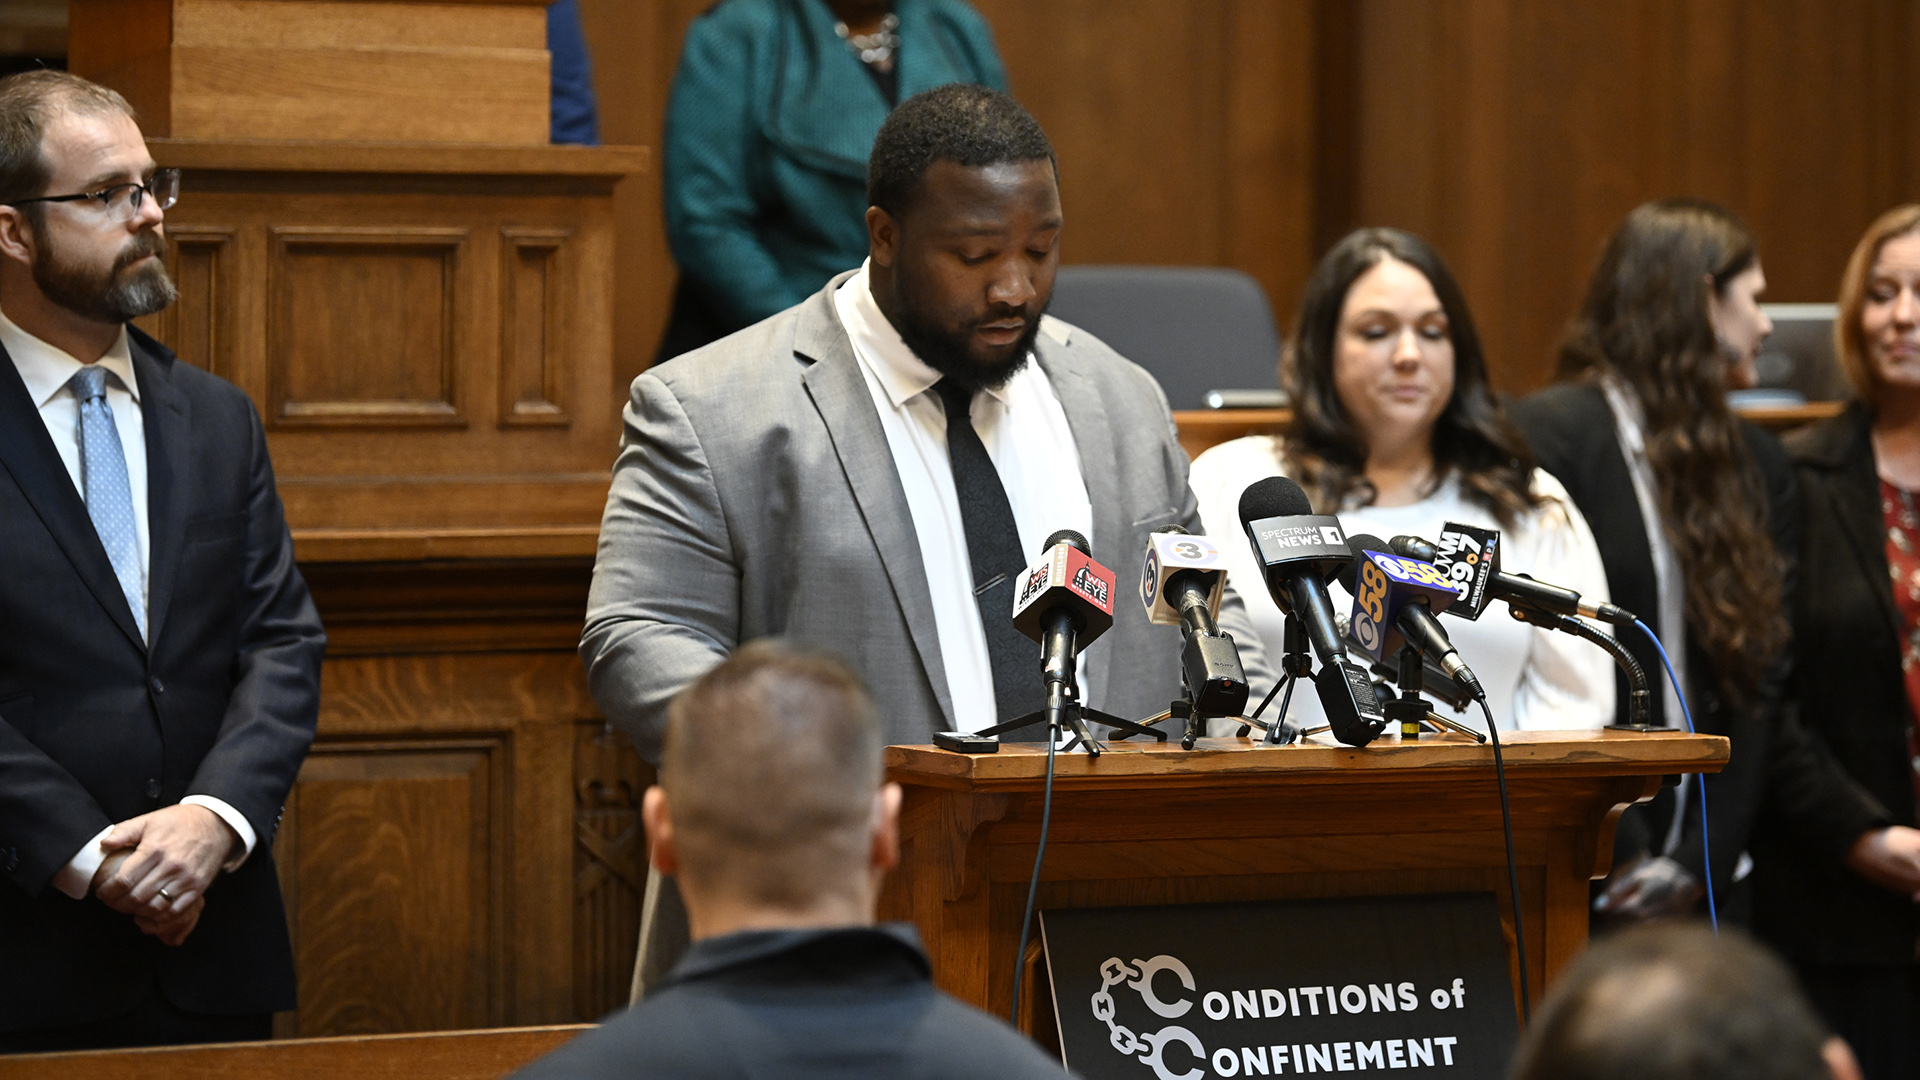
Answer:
[{"xmin": 69, "ymin": 365, "xmax": 146, "ymax": 640}]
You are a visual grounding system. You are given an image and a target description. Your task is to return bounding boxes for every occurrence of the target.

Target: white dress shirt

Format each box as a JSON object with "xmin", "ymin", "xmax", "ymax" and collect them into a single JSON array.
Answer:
[
  {"xmin": 834, "ymin": 262, "xmax": 1095, "ymax": 732},
  {"xmin": 1, "ymin": 308, "xmax": 256, "ymax": 898},
  {"xmin": 1189, "ymin": 435, "xmax": 1616, "ymax": 733},
  {"xmin": 1600, "ymin": 377, "xmax": 1700, "ymax": 860}
]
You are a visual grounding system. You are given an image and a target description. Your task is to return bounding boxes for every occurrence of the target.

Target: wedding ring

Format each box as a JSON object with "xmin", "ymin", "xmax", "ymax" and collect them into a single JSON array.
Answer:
[{"xmin": 157, "ymin": 887, "xmax": 173, "ymax": 901}]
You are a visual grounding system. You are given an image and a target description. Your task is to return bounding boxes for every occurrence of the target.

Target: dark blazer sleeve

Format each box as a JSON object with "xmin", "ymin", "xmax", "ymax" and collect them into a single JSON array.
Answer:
[
  {"xmin": 1744, "ymin": 426, "xmax": 1887, "ymax": 865},
  {"xmin": 181, "ymin": 396, "xmax": 324, "ymax": 847},
  {"xmin": 0, "ymin": 704, "xmax": 113, "ymax": 895},
  {"xmin": 1669, "ymin": 427, "xmax": 1881, "ymax": 887}
]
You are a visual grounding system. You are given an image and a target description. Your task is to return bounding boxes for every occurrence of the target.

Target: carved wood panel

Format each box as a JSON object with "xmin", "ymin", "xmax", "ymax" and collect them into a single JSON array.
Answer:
[
  {"xmin": 275, "ymin": 737, "xmax": 510, "ymax": 1036},
  {"xmin": 499, "ymin": 227, "xmax": 574, "ymax": 427},
  {"xmin": 267, "ymin": 226, "xmax": 469, "ymax": 428},
  {"xmin": 139, "ymin": 226, "xmax": 236, "ymax": 379},
  {"xmin": 572, "ymin": 722, "xmax": 651, "ymax": 1021}
]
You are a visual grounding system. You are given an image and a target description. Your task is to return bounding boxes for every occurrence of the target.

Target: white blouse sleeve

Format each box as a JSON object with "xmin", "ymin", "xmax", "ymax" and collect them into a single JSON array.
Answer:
[{"xmin": 1507, "ymin": 469, "xmax": 1618, "ymax": 730}]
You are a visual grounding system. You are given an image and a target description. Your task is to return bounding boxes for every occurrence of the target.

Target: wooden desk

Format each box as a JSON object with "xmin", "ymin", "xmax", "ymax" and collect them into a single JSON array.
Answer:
[{"xmin": 881, "ymin": 729, "xmax": 1728, "ymax": 1033}]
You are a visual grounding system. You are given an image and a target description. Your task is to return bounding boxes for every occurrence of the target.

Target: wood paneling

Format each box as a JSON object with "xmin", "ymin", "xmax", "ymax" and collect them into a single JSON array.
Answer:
[
  {"xmin": 278, "ymin": 739, "xmax": 509, "ymax": 1035},
  {"xmin": 499, "ymin": 227, "xmax": 575, "ymax": 427},
  {"xmin": 69, "ymin": 0, "xmax": 551, "ymax": 143},
  {"xmin": 573, "ymin": 0, "xmax": 709, "ymax": 396},
  {"xmin": 971, "ymin": 1, "xmax": 1318, "ymax": 321},
  {"xmin": 263, "ymin": 566, "xmax": 649, "ymax": 1038},
  {"xmin": 269, "ymin": 226, "xmax": 467, "ymax": 427},
  {"xmin": 131, "ymin": 139, "xmax": 642, "ymax": 556},
  {"xmin": 575, "ymin": 1, "xmax": 1920, "ymax": 396},
  {"xmin": 146, "ymin": 226, "xmax": 234, "ymax": 379},
  {"xmin": 1339, "ymin": 0, "xmax": 1920, "ymax": 393},
  {"xmin": 0, "ymin": 1025, "xmax": 590, "ymax": 1080}
]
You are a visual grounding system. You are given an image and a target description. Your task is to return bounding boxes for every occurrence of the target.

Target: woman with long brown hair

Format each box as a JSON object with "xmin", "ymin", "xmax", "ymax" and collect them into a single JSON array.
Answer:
[
  {"xmin": 1191, "ymin": 227, "xmax": 1614, "ymax": 734},
  {"xmin": 1513, "ymin": 199, "xmax": 1875, "ymax": 927},
  {"xmin": 1755, "ymin": 204, "xmax": 1920, "ymax": 1078}
]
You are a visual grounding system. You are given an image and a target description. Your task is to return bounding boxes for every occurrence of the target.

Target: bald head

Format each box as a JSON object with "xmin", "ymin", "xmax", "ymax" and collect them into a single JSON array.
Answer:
[{"xmin": 1510, "ymin": 924, "xmax": 1848, "ymax": 1080}]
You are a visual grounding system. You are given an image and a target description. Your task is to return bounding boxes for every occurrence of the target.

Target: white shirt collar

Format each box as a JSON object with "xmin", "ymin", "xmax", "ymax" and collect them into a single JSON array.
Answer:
[
  {"xmin": 0, "ymin": 306, "xmax": 138, "ymax": 408},
  {"xmin": 839, "ymin": 260, "xmax": 1019, "ymax": 409}
]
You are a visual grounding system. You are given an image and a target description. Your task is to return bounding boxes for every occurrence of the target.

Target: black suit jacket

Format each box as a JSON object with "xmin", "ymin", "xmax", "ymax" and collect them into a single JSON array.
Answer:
[
  {"xmin": 1752, "ymin": 403, "xmax": 1913, "ymax": 967},
  {"xmin": 511, "ymin": 925, "xmax": 1070, "ymax": 1080},
  {"xmin": 1511, "ymin": 383, "xmax": 1877, "ymax": 897},
  {"xmin": 0, "ymin": 327, "xmax": 325, "ymax": 1030}
]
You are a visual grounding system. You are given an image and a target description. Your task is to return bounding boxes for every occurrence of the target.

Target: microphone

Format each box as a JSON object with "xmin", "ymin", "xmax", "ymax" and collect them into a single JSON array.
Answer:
[
  {"xmin": 1141, "ymin": 526, "xmax": 1249, "ymax": 724},
  {"xmin": 1236, "ymin": 477, "xmax": 1386, "ymax": 747},
  {"xmin": 1012, "ymin": 529, "xmax": 1116, "ymax": 741},
  {"xmin": 1338, "ymin": 534, "xmax": 1486, "ymax": 701},
  {"xmin": 1338, "ymin": 612, "xmax": 1477, "ymax": 711},
  {"xmin": 1396, "ymin": 524, "xmax": 1635, "ymax": 625},
  {"xmin": 1392, "ymin": 529, "xmax": 1652, "ymax": 726}
]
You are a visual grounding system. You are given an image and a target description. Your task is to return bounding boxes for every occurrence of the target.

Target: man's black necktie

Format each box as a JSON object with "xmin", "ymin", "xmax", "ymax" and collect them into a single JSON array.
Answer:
[{"xmin": 933, "ymin": 379, "xmax": 1045, "ymax": 723}]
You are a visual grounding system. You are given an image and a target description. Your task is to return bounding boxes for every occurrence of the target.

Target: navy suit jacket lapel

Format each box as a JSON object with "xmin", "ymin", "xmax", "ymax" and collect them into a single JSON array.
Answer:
[
  {"xmin": 135, "ymin": 335, "xmax": 190, "ymax": 648},
  {"xmin": 0, "ymin": 339, "xmax": 147, "ymax": 651},
  {"xmin": 792, "ymin": 280, "xmax": 956, "ymax": 729}
]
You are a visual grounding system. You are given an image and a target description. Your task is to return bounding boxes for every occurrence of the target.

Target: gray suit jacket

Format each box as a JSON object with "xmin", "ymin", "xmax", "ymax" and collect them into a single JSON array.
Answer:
[{"xmin": 582, "ymin": 272, "xmax": 1275, "ymax": 762}]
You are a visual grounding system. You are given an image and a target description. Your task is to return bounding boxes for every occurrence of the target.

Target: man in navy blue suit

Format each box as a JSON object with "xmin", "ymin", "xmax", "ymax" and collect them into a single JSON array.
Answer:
[{"xmin": 0, "ymin": 71, "xmax": 324, "ymax": 1052}]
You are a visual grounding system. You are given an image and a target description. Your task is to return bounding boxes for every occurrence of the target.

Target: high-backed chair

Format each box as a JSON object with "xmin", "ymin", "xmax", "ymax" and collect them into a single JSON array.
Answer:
[{"xmin": 1044, "ymin": 266, "xmax": 1284, "ymax": 410}]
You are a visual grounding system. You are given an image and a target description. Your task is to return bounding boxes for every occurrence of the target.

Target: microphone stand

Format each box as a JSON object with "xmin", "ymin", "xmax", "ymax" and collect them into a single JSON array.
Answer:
[
  {"xmin": 1507, "ymin": 606, "xmax": 1653, "ymax": 729},
  {"xmin": 1241, "ymin": 614, "xmax": 1311, "ymax": 746},
  {"xmin": 1382, "ymin": 644, "xmax": 1486, "ymax": 743},
  {"xmin": 976, "ymin": 611, "xmax": 1168, "ymax": 755}
]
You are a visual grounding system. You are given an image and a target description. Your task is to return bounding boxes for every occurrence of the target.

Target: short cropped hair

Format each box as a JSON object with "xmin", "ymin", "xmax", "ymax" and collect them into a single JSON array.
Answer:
[
  {"xmin": 0, "ymin": 71, "xmax": 137, "ymax": 214},
  {"xmin": 1834, "ymin": 203, "xmax": 1920, "ymax": 408},
  {"xmin": 867, "ymin": 83, "xmax": 1055, "ymax": 216},
  {"xmin": 1509, "ymin": 923, "xmax": 1832, "ymax": 1080},
  {"xmin": 660, "ymin": 640, "xmax": 884, "ymax": 909}
]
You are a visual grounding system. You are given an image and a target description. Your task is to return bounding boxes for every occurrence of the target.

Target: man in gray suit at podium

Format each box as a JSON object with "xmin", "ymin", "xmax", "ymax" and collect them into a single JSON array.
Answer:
[{"xmin": 581, "ymin": 84, "xmax": 1273, "ymax": 995}]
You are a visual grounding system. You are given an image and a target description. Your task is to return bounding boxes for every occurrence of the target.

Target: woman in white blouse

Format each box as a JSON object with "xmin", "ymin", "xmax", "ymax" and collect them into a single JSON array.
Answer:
[{"xmin": 1190, "ymin": 228, "xmax": 1614, "ymax": 732}]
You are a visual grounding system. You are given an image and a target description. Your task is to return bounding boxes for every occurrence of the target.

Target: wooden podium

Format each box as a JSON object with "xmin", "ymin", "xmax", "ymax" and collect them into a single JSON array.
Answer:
[{"xmin": 880, "ymin": 729, "xmax": 1728, "ymax": 1035}]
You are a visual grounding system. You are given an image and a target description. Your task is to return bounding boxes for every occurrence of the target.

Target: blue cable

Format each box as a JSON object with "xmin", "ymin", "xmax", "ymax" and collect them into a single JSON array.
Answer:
[{"xmin": 1632, "ymin": 618, "xmax": 1717, "ymax": 933}]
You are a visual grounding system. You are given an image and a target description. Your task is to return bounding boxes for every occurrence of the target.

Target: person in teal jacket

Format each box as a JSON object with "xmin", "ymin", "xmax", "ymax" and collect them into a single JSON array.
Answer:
[{"xmin": 657, "ymin": 0, "xmax": 1008, "ymax": 361}]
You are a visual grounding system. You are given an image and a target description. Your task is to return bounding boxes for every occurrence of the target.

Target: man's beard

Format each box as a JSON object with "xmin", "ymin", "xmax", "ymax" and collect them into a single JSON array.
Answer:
[
  {"xmin": 32, "ymin": 228, "xmax": 177, "ymax": 324},
  {"xmin": 892, "ymin": 264, "xmax": 1046, "ymax": 394}
]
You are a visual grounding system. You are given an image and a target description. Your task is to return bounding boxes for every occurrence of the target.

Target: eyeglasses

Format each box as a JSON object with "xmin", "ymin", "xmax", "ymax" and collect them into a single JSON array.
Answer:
[{"xmin": 8, "ymin": 168, "xmax": 180, "ymax": 223}]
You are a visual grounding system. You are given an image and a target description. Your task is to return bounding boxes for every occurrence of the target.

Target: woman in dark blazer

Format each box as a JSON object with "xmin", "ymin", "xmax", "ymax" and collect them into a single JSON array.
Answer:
[
  {"xmin": 1511, "ymin": 201, "xmax": 1880, "ymax": 928},
  {"xmin": 1755, "ymin": 204, "xmax": 1920, "ymax": 1080}
]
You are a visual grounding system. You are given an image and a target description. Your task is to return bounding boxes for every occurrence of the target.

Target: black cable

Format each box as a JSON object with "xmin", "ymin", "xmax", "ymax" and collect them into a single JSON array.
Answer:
[
  {"xmin": 1476, "ymin": 695, "xmax": 1531, "ymax": 1023},
  {"xmin": 1009, "ymin": 723, "xmax": 1058, "ymax": 1025}
]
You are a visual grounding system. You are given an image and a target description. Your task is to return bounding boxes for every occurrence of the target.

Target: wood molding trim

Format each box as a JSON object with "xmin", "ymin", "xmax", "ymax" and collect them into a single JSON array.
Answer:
[{"xmin": 267, "ymin": 225, "xmax": 470, "ymax": 428}]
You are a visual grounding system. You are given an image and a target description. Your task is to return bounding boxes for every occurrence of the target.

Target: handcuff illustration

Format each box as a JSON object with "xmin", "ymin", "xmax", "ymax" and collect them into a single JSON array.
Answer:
[{"xmin": 1091, "ymin": 955, "xmax": 1207, "ymax": 1080}]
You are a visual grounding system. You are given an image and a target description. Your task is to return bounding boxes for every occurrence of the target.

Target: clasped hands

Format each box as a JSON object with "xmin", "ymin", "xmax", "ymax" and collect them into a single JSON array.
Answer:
[{"xmin": 88, "ymin": 803, "xmax": 240, "ymax": 947}]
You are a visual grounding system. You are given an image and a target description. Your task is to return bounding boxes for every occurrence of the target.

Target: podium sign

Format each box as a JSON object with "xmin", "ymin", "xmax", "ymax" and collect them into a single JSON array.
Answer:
[{"xmin": 1042, "ymin": 894, "xmax": 1518, "ymax": 1079}]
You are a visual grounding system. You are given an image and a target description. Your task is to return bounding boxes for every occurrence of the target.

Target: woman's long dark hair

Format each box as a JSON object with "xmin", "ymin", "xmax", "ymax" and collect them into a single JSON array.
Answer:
[
  {"xmin": 1557, "ymin": 198, "xmax": 1786, "ymax": 707},
  {"xmin": 1282, "ymin": 227, "xmax": 1539, "ymax": 526}
]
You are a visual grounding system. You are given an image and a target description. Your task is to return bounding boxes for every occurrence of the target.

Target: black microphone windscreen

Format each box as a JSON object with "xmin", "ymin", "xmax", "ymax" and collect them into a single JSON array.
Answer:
[
  {"xmin": 1237, "ymin": 476, "xmax": 1313, "ymax": 525},
  {"xmin": 1154, "ymin": 524, "xmax": 1190, "ymax": 535},
  {"xmin": 1335, "ymin": 533, "xmax": 1390, "ymax": 593},
  {"xmin": 1044, "ymin": 528, "xmax": 1090, "ymax": 555}
]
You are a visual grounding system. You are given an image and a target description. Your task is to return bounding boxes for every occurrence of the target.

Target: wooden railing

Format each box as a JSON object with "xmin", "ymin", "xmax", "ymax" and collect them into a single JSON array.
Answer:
[
  {"xmin": 1170, "ymin": 401, "xmax": 1846, "ymax": 461},
  {"xmin": 0, "ymin": 1025, "xmax": 590, "ymax": 1080}
]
